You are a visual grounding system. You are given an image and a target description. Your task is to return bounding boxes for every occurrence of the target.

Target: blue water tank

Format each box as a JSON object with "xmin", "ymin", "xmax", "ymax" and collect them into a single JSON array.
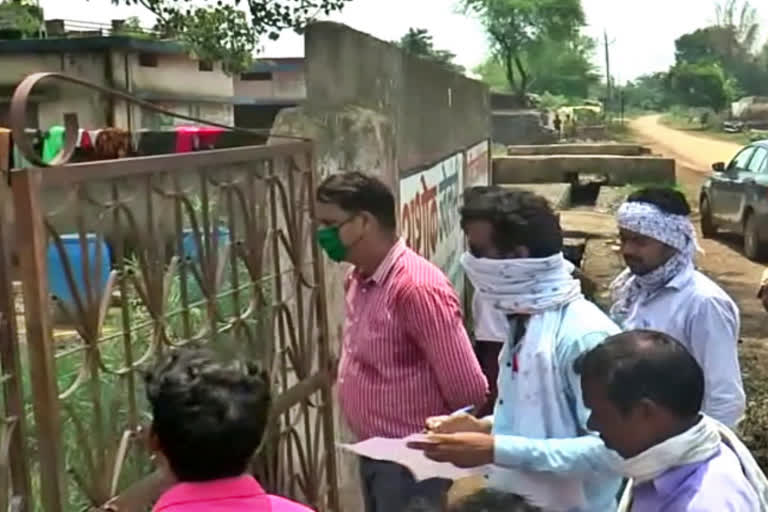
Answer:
[
  {"xmin": 181, "ymin": 227, "xmax": 231, "ymax": 261},
  {"xmin": 47, "ymin": 234, "xmax": 112, "ymax": 314}
]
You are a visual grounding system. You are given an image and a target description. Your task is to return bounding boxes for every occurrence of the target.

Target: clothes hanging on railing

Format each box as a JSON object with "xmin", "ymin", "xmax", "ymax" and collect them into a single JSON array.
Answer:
[
  {"xmin": 136, "ymin": 130, "xmax": 175, "ymax": 156},
  {"xmin": 93, "ymin": 128, "xmax": 133, "ymax": 160},
  {"xmin": 42, "ymin": 125, "xmax": 66, "ymax": 164},
  {"xmin": 77, "ymin": 129, "xmax": 93, "ymax": 151},
  {"xmin": 174, "ymin": 126, "xmax": 225, "ymax": 153}
]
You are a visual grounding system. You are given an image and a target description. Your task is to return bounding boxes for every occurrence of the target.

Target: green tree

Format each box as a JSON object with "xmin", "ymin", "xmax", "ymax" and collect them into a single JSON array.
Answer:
[
  {"xmin": 669, "ymin": 62, "xmax": 730, "ymax": 110},
  {"xmin": 397, "ymin": 28, "xmax": 464, "ymax": 73},
  {"xmin": 524, "ymin": 35, "xmax": 599, "ymax": 98},
  {"xmin": 113, "ymin": 16, "xmax": 150, "ymax": 37},
  {"xmin": 0, "ymin": 0, "xmax": 43, "ymax": 38},
  {"xmin": 675, "ymin": 26, "xmax": 737, "ymax": 64},
  {"xmin": 462, "ymin": 0, "xmax": 586, "ymax": 101},
  {"xmin": 108, "ymin": 0, "xmax": 352, "ymax": 74},
  {"xmin": 674, "ymin": 24, "xmax": 768, "ymax": 98},
  {"xmin": 622, "ymin": 72, "xmax": 673, "ymax": 111},
  {"xmin": 473, "ymin": 35, "xmax": 598, "ymax": 98},
  {"xmin": 473, "ymin": 58, "xmax": 509, "ymax": 91},
  {"xmin": 715, "ymin": 0, "xmax": 759, "ymax": 51}
]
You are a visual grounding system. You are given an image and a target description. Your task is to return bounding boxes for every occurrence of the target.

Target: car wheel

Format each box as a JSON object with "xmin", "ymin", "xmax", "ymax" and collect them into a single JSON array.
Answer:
[
  {"xmin": 700, "ymin": 196, "xmax": 717, "ymax": 238},
  {"xmin": 744, "ymin": 213, "xmax": 767, "ymax": 261}
]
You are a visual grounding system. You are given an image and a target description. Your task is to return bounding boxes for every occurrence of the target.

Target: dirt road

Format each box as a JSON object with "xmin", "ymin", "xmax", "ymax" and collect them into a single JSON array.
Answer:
[
  {"xmin": 629, "ymin": 115, "xmax": 768, "ymax": 462},
  {"xmin": 630, "ymin": 114, "xmax": 741, "ymax": 171}
]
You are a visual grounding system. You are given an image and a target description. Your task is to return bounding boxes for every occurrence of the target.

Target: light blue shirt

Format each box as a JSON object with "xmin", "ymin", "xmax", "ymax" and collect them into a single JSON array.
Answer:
[
  {"xmin": 618, "ymin": 266, "xmax": 745, "ymax": 427},
  {"xmin": 490, "ymin": 298, "xmax": 623, "ymax": 512}
]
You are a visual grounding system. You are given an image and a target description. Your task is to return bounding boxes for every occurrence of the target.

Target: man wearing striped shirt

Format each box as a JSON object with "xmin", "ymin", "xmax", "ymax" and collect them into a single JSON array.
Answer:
[{"xmin": 315, "ymin": 172, "xmax": 488, "ymax": 512}]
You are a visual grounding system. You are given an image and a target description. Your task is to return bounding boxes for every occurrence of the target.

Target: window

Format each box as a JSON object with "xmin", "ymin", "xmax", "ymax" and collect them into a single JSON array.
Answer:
[
  {"xmin": 749, "ymin": 147, "xmax": 768, "ymax": 174},
  {"xmin": 198, "ymin": 60, "xmax": 214, "ymax": 72},
  {"xmin": 729, "ymin": 147, "xmax": 754, "ymax": 171},
  {"xmin": 138, "ymin": 53, "xmax": 158, "ymax": 68},
  {"xmin": 240, "ymin": 72, "xmax": 272, "ymax": 81}
]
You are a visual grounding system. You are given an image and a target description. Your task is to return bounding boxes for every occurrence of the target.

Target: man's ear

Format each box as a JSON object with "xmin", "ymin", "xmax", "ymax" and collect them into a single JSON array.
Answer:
[
  {"xmin": 512, "ymin": 246, "xmax": 530, "ymax": 259},
  {"xmin": 148, "ymin": 426, "xmax": 162, "ymax": 454},
  {"xmin": 634, "ymin": 398, "xmax": 659, "ymax": 421}
]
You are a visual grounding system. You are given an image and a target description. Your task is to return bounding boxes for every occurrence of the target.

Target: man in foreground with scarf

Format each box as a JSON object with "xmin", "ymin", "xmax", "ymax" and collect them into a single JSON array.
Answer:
[
  {"xmin": 577, "ymin": 329, "xmax": 768, "ymax": 511},
  {"xmin": 610, "ymin": 187, "xmax": 744, "ymax": 427},
  {"xmin": 409, "ymin": 188, "xmax": 622, "ymax": 512}
]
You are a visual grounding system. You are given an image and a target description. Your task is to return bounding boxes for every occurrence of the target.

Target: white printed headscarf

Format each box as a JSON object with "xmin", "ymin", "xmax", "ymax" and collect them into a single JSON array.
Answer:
[
  {"xmin": 461, "ymin": 252, "xmax": 582, "ymax": 315},
  {"xmin": 610, "ymin": 200, "xmax": 699, "ymax": 322}
]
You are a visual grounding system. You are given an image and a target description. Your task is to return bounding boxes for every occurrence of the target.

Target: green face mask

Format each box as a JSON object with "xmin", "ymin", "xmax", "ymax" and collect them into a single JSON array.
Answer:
[{"xmin": 316, "ymin": 225, "xmax": 347, "ymax": 262}]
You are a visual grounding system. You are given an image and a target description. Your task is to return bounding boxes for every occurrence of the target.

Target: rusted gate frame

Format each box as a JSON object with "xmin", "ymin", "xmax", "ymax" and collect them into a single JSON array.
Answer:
[
  {"xmin": 6, "ymin": 73, "xmax": 339, "ymax": 512},
  {"xmin": 0, "ymin": 129, "xmax": 31, "ymax": 512}
]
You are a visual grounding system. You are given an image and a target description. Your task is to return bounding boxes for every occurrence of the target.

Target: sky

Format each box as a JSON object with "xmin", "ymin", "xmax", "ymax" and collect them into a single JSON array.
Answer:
[{"xmin": 38, "ymin": 0, "xmax": 768, "ymax": 83}]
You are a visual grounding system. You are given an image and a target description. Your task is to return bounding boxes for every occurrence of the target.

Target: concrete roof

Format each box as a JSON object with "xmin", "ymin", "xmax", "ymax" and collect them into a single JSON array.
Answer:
[
  {"xmin": 232, "ymin": 96, "xmax": 303, "ymax": 106},
  {"xmin": 0, "ymin": 36, "xmax": 186, "ymax": 55},
  {"xmin": 246, "ymin": 58, "xmax": 304, "ymax": 73}
]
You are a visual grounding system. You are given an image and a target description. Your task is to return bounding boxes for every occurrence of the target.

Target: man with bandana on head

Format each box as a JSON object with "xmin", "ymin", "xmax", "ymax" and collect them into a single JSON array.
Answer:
[{"xmin": 610, "ymin": 187, "xmax": 745, "ymax": 428}]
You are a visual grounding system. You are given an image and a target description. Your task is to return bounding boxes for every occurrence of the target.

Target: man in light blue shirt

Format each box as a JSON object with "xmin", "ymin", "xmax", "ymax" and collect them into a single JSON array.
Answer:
[
  {"xmin": 409, "ymin": 188, "xmax": 622, "ymax": 512},
  {"xmin": 610, "ymin": 187, "xmax": 744, "ymax": 427}
]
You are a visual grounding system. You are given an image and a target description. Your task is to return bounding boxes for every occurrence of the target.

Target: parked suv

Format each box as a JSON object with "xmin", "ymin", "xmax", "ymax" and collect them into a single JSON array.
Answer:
[{"xmin": 700, "ymin": 140, "xmax": 768, "ymax": 260}]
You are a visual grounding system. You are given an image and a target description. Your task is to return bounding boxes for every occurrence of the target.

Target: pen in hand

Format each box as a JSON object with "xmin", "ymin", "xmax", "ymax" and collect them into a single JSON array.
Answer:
[
  {"xmin": 424, "ymin": 405, "xmax": 476, "ymax": 433},
  {"xmin": 450, "ymin": 405, "xmax": 476, "ymax": 416}
]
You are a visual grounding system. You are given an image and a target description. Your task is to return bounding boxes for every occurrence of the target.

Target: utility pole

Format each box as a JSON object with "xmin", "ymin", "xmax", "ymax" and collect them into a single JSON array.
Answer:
[{"xmin": 604, "ymin": 30, "xmax": 612, "ymax": 113}]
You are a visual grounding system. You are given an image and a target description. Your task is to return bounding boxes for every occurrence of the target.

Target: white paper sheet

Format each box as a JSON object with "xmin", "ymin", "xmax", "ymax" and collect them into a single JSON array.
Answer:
[{"xmin": 338, "ymin": 434, "xmax": 491, "ymax": 482}]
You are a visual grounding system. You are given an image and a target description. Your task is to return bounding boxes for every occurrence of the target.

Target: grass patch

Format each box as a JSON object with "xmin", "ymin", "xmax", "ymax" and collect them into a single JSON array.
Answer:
[
  {"xmin": 659, "ymin": 109, "xmax": 751, "ymax": 146},
  {"xmin": 603, "ymin": 121, "xmax": 635, "ymax": 143}
]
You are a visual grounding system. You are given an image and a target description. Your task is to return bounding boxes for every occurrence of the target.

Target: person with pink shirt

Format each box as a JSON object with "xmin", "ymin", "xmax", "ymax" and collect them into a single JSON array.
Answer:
[{"xmin": 146, "ymin": 347, "xmax": 314, "ymax": 512}]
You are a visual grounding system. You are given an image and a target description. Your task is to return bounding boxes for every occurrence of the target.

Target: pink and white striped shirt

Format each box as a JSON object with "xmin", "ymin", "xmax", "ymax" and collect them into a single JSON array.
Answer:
[{"xmin": 337, "ymin": 239, "xmax": 488, "ymax": 440}]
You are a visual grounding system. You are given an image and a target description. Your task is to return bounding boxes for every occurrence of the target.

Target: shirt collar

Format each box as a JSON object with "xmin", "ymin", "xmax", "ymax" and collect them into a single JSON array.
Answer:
[
  {"xmin": 153, "ymin": 475, "xmax": 265, "ymax": 511},
  {"xmin": 663, "ymin": 263, "xmax": 694, "ymax": 291},
  {"xmin": 648, "ymin": 447, "xmax": 720, "ymax": 497},
  {"xmin": 355, "ymin": 239, "xmax": 406, "ymax": 285}
]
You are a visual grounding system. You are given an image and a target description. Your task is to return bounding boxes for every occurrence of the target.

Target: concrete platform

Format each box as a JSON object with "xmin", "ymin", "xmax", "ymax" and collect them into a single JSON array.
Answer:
[
  {"xmin": 502, "ymin": 183, "xmax": 571, "ymax": 209},
  {"xmin": 595, "ymin": 186, "xmax": 630, "ymax": 213},
  {"xmin": 560, "ymin": 210, "xmax": 617, "ymax": 239},
  {"xmin": 507, "ymin": 143, "xmax": 651, "ymax": 156},
  {"xmin": 493, "ymin": 155, "xmax": 676, "ymax": 186}
]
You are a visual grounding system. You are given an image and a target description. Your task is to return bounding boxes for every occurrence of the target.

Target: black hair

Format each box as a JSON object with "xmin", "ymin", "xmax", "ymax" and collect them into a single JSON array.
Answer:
[
  {"xmin": 450, "ymin": 489, "xmax": 541, "ymax": 512},
  {"xmin": 574, "ymin": 329, "xmax": 704, "ymax": 418},
  {"xmin": 316, "ymin": 171, "xmax": 396, "ymax": 230},
  {"xmin": 460, "ymin": 187, "xmax": 562, "ymax": 257},
  {"xmin": 145, "ymin": 347, "xmax": 271, "ymax": 482},
  {"xmin": 627, "ymin": 187, "xmax": 691, "ymax": 216}
]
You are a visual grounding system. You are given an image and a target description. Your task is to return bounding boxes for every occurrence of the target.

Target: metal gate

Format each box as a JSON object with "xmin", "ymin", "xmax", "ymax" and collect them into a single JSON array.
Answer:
[{"xmin": 0, "ymin": 73, "xmax": 340, "ymax": 512}]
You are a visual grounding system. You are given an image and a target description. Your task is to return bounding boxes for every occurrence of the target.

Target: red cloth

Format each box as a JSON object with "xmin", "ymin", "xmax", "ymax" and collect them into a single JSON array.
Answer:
[
  {"xmin": 175, "ymin": 126, "xmax": 198, "ymax": 153},
  {"xmin": 337, "ymin": 239, "xmax": 488, "ymax": 440},
  {"xmin": 79, "ymin": 130, "xmax": 92, "ymax": 150},
  {"xmin": 175, "ymin": 126, "xmax": 225, "ymax": 153},
  {"xmin": 198, "ymin": 126, "xmax": 224, "ymax": 149}
]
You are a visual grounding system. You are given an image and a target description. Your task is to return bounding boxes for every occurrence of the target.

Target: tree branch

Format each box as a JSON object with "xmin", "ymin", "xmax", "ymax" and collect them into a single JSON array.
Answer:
[{"xmin": 514, "ymin": 54, "xmax": 529, "ymax": 98}]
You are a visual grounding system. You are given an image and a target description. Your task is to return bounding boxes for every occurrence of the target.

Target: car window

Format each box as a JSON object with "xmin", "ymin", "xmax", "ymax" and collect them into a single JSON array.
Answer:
[
  {"xmin": 748, "ymin": 147, "xmax": 768, "ymax": 173},
  {"xmin": 729, "ymin": 147, "xmax": 755, "ymax": 170}
]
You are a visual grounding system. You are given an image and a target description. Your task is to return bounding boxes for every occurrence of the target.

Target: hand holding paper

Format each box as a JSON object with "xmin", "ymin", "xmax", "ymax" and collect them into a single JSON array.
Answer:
[
  {"xmin": 408, "ymin": 432, "xmax": 495, "ymax": 468},
  {"xmin": 338, "ymin": 434, "xmax": 491, "ymax": 482}
]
